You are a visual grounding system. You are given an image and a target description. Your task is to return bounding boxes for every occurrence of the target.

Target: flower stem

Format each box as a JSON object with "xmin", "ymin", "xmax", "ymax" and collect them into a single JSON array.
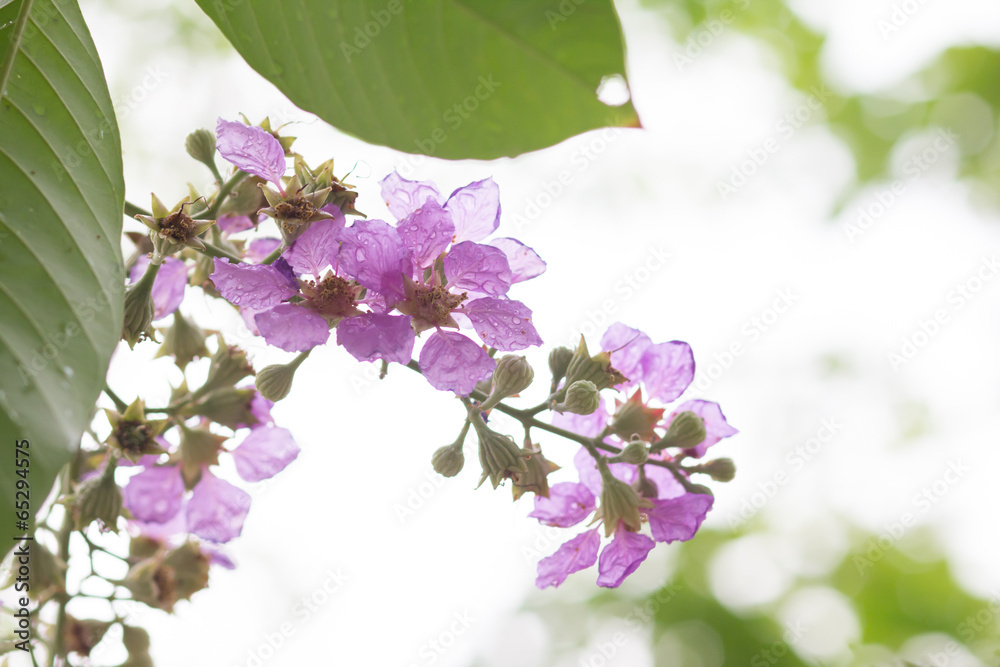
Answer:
[
  {"xmin": 203, "ymin": 171, "xmax": 247, "ymax": 220},
  {"xmin": 199, "ymin": 240, "xmax": 245, "ymax": 264},
  {"xmin": 103, "ymin": 386, "xmax": 128, "ymax": 412},
  {"xmin": 260, "ymin": 243, "xmax": 285, "ymax": 265},
  {"xmin": 124, "ymin": 200, "xmax": 151, "ymax": 218}
]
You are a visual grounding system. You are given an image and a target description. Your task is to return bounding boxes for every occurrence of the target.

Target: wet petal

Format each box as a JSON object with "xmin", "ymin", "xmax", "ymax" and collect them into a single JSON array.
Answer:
[
  {"xmin": 337, "ymin": 313, "xmax": 415, "ymax": 364},
  {"xmin": 231, "ymin": 426, "xmax": 300, "ymax": 482},
  {"xmin": 286, "ymin": 216, "xmax": 344, "ymax": 277},
  {"xmin": 380, "ymin": 170, "xmax": 441, "ymax": 219},
  {"xmin": 123, "ymin": 465, "xmax": 184, "ymax": 524},
  {"xmin": 255, "ymin": 304, "xmax": 330, "ymax": 352},
  {"xmin": 186, "ymin": 472, "xmax": 251, "ymax": 543},
  {"xmin": 396, "ymin": 199, "xmax": 455, "ymax": 269},
  {"xmin": 418, "ymin": 330, "xmax": 495, "ymax": 394},
  {"xmin": 443, "ymin": 241, "xmax": 512, "ymax": 297},
  {"xmin": 210, "ymin": 258, "xmax": 297, "ymax": 310},
  {"xmin": 488, "ymin": 237, "xmax": 546, "ymax": 283},
  {"xmin": 337, "ymin": 219, "xmax": 409, "ymax": 305},
  {"xmin": 462, "ymin": 297, "xmax": 542, "ymax": 351},
  {"xmin": 216, "ymin": 117, "xmax": 286, "ymax": 184},
  {"xmin": 536, "ymin": 529, "xmax": 600, "ymax": 589},
  {"xmin": 444, "ymin": 178, "xmax": 500, "ymax": 243},
  {"xmin": 596, "ymin": 529, "xmax": 654, "ymax": 588}
]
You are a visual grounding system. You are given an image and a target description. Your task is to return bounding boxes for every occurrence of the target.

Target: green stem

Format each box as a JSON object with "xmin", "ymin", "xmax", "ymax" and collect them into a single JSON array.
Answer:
[
  {"xmin": 199, "ymin": 240, "xmax": 244, "ymax": 264},
  {"xmin": 646, "ymin": 459, "xmax": 704, "ymax": 493},
  {"xmin": 103, "ymin": 386, "xmax": 128, "ymax": 413},
  {"xmin": 123, "ymin": 200, "xmax": 150, "ymax": 218},
  {"xmin": 260, "ymin": 243, "xmax": 285, "ymax": 265},
  {"xmin": 0, "ymin": 0, "xmax": 35, "ymax": 100}
]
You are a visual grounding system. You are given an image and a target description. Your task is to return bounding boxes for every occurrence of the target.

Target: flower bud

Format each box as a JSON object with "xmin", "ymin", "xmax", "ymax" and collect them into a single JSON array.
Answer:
[
  {"xmin": 431, "ymin": 443, "xmax": 465, "ymax": 478},
  {"xmin": 178, "ymin": 423, "xmax": 227, "ymax": 485},
  {"xmin": 553, "ymin": 380, "xmax": 600, "ymax": 415},
  {"xmin": 121, "ymin": 261, "xmax": 159, "ymax": 349},
  {"xmin": 653, "ymin": 411, "xmax": 706, "ymax": 452},
  {"xmin": 184, "ymin": 387, "xmax": 257, "ymax": 430},
  {"xmin": 597, "ymin": 466, "xmax": 651, "ymax": 537},
  {"xmin": 481, "ymin": 355, "xmax": 534, "ymax": 410},
  {"xmin": 184, "ymin": 128, "xmax": 217, "ymax": 171},
  {"xmin": 509, "ymin": 443, "xmax": 560, "ymax": 501},
  {"xmin": 63, "ymin": 616, "xmax": 113, "ymax": 658},
  {"xmin": 195, "ymin": 338, "xmax": 254, "ymax": 398},
  {"xmin": 610, "ymin": 390, "xmax": 664, "ymax": 441},
  {"xmin": 254, "ymin": 352, "xmax": 308, "ymax": 402},
  {"xmin": 698, "ymin": 458, "xmax": 736, "ymax": 483},
  {"xmin": 155, "ymin": 311, "xmax": 208, "ymax": 369},
  {"xmin": 617, "ymin": 441, "xmax": 648, "ymax": 465},
  {"xmin": 473, "ymin": 418, "xmax": 527, "ymax": 490},
  {"xmin": 69, "ymin": 458, "xmax": 124, "ymax": 533},
  {"xmin": 121, "ymin": 625, "xmax": 153, "ymax": 667},
  {"xmin": 548, "ymin": 346, "xmax": 573, "ymax": 382},
  {"xmin": 564, "ymin": 336, "xmax": 628, "ymax": 391},
  {"xmin": 632, "ymin": 469, "xmax": 659, "ymax": 499}
]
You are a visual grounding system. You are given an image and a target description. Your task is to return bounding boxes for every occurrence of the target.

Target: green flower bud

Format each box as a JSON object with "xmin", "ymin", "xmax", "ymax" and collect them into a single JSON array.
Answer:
[
  {"xmin": 481, "ymin": 355, "xmax": 534, "ymax": 410},
  {"xmin": 121, "ymin": 261, "xmax": 159, "ymax": 349},
  {"xmin": 698, "ymin": 458, "xmax": 736, "ymax": 483},
  {"xmin": 472, "ymin": 417, "xmax": 527, "ymax": 490},
  {"xmin": 553, "ymin": 380, "xmax": 600, "ymax": 415},
  {"xmin": 617, "ymin": 441, "xmax": 648, "ymax": 465},
  {"xmin": 431, "ymin": 443, "xmax": 465, "ymax": 478},
  {"xmin": 687, "ymin": 483, "xmax": 714, "ymax": 496},
  {"xmin": 564, "ymin": 336, "xmax": 628, "ymax": 391},
  {"xmin": 194, "ymin": 338, "xmax": 254, "ymax": 398},
  {"xmin": 254, "ymin": 352, "xmax": 309, "ymax": 402},
  {"xmin": 184, "ymin": 128, "xmax": 217, "ymax": 170},
  {"xmin": 597, "ymin": 465, "xmax": 651, "ymax": 537},
  {"xmin": 69, "ymin": 457, "xmax": 124, "ymax": 533},
  {"xmin": 185, "ymin": 387, "xmax": 257, "ymax": 431},
  {"xmin": 548, "ymin": 346, "xmax": 573, "ymax": 382},
  {"xmin": 155, "ymin": 311, "xmax": 208, "ymax": 369},
  {"xmin": 653, "ymin": 411, "xmax": 707, "ymax": 452},
  {"xmin": 509, "ymin": 443, "xmax": 560, "ymax": 501}
]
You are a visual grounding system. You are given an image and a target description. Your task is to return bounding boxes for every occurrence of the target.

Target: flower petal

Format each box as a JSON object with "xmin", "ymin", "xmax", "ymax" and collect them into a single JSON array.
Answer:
[
  {"xmin": 245, "ymin": 238, "xmax": 282, "ymax": 263},
  {"xmin": 337, "ymin": 219, "xmax": 409, "ymax": 305},
  {"xmin": 596, "ymin": 529, "xmax": 654, "ymax": 588},
  {"xmin": 445, "ymin": 178, "xmax": 501, "ymax": 243},
  {"xmin": 217, "ymin": 214, "xmax": 255, "ymax": 235},
  {"xmin": 186, "ymin": 472, "xmax": 251, "ymax": 543},
  {"xmin": 528, "ymin": 482, "xmax": 595, "ymax": 527},
  {"xmin": 536, "ymin": 529, "xmax": 600, "ymax": 589},
  {"xmin": 443, "ymin": 241, "xmax": 512, "ymax": 297},
  {"xmin": 380, "ymin": 170, "xmax": 441, "ymax": 220},
  {"xmin": 337, "ymin": 313, "xmax": 415, "ymax": 364},
  {"xmin": 396, "ymin": 199, "xmax": 455, "ymax": 270},
  {"xmin": 210, "ymin": 257, "xmax": 297, "ymax": 310},
  {"xmin": 488, "ymin": 237, "xmax": 546, "ymax": 283},
  {"xmin": 640, "ymin": 341, "xmax": 695, "ymax": 403},
  {"xmin": 232, "ymin": 426, "xmax": 300, "ymax": 482},
  {"xmin": 131, "ymin": 256, "xmax": 187, "ymax": 321},
  {"xmin": 123, "ymin": 465, "xmax": 184, "ymax": 524},
  {"xmin": 215, "ymin": 118, "xmax": 286, "ymax": 184},
  {"xmin": 668, "ymin": 399, "xmax": 738, "ymax": 458},
  {"xmin": 286, "ymin": 215, "xmax": 344, "ymax": 277},
  {"xmin": 601, "ymin": 323, "xmax": 652, "ymax": 387},
  {"xmin": 647, "ymin": 493, "xmax": 714, "ymax": 543},
  {"xmin": 255, "ymin": 304, "xmax": 330, "ymax": 352},
  {"xmin": 462, "ymin": 297, "xmax": 542, "ymax": 351},
  {"xmin": 418, "ymin": 330, "xmax": 495, "ymax": 394}
]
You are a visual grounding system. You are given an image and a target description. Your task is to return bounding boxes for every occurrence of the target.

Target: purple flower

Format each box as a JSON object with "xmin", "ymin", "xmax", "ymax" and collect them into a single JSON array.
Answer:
[
  {"xmin": 536, "ymin": 529, "xmax": 601, "ymax": 589},
  {"xmin": 216, "ymin": 118, "xmax": 286, "ymax": 186},
  {"xmin": 231, "ymin": 426, "xmax": 300, "ymax": 482},
  {"xmin": 418, "ymin": 330, "xmax": 495, "ymax": 394},
  {"xmin": 245, "ymin": 238, "xmax": 282, "ymax": 263},
  {"xmin": 123, "ymin": 465, "xmax": 185, "ymax": 524},
  {"xmin": 130, "ymin": 256, "xmax": 186, "ymax": 321},
  {"xmin": 217, "ymin": 214, "xmax": 256, "ymax": 235},
  {"xmin": 380, "ymin": 171, "xmax": 441, "ymax": 220},
  {"xmin": 443, "ymin": 178, "xmax": 501, "ymax": 243},
  {"xmin": 337, "ymin": 313, "xmax": 415, "ymax": 365},
  {"xmin": 254, "ymin": 304, "xmax": 330, "ymax": 352},
  {"xmin": 647, "ymin": 493, "xmax": 714, "ymax": 543},
  {"xmin": 528, "ymin": 482, "xmax": 595, "ymax": 527},
  {"xmin": 186, "ymin": 471, "xmax": 251, "ymax": 543},
  {"xmin": 601, "ymin": 322, "xmax": 695, "ymax": 403},
  {"xmin": 596, "ymin": 528, "xmax": 655, "ymax": 588},
  {"xmin": 488, "ymin": 238, "xmax": 546, "ymax": 283}
]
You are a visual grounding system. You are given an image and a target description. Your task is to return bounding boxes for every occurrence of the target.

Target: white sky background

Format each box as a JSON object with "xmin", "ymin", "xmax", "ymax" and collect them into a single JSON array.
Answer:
[{"xmin": 58, "ymin": 0, "xmax": 1000, "ymax": 664}]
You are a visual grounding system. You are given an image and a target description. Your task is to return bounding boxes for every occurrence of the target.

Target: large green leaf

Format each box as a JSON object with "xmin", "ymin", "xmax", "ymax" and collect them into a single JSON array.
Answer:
[
  {"xmin": 195, "ymin": 0, "xmax": 638, "ymax": 158},
  {"xmin": 0, "ymin": 0, "xmax": 124, "ymax": 548}
]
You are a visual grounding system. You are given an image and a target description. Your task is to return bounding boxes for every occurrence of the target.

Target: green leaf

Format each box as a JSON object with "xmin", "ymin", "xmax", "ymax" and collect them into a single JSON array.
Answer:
[
  {"xmin": 0, "ymin": 0, "xmax": 124, "ymax": 549},
  {"xmin": 194, "ymin": 0, "xmax": 638, "ymax": 159}
]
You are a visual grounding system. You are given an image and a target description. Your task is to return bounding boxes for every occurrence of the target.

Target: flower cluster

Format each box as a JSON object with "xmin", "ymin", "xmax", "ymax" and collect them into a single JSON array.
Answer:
[{"xmin": 207, "ymin": 118, "xmax": 546, "ymax": 395}]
